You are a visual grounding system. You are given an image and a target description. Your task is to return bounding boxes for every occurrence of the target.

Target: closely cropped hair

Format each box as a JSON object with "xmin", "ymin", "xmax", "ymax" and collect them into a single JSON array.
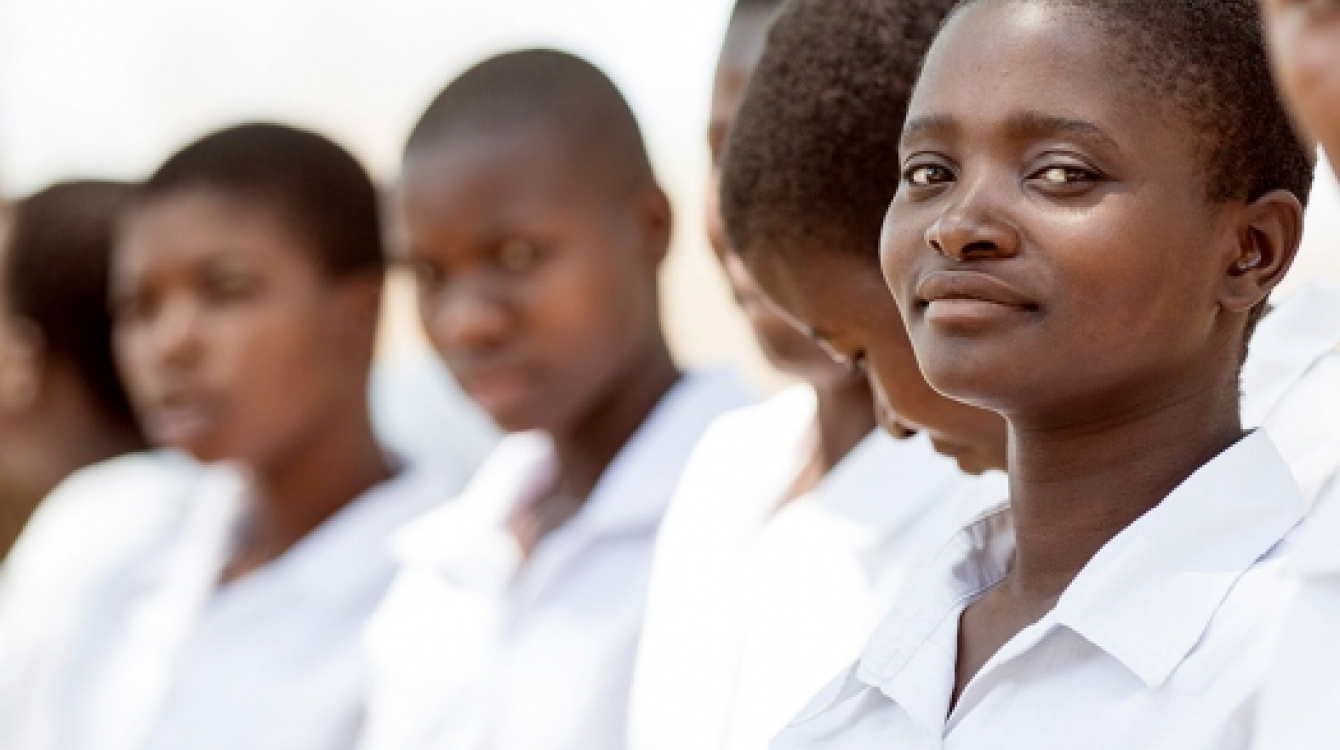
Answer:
[
  {"xmin": 720, "ymin": 0, "xmax": 960, "ymax": 261},
  {"xmin": 140, "ymin": 123, "xmax": 385, "ymax": 278},
  {"xmin": 953, "ymin": 0, "xmax": 1314, "ymax": 207},
  {"xmin": 406, "ymin": 49, "xmax": 655, "ymax": 198},
  {"xmin": 6, "ymin": 182, "xmax": 142, "ymax": 432}
]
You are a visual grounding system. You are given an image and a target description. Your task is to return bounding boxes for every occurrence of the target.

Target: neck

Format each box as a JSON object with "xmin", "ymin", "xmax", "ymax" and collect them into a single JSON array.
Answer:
[
  {"xmin": 1003, "ymin": 361, "xmax": 1243, "ymax": 602},
  {"xmin": 227, "ymin": 395, "xmax": 393, "ymax": 581},
  {"xmin": 812, "ymin": 378, "xmax": 877, "ymax": 473},
  {"xmin": 553, "ymin": 333, "xmax": 680, "ymax": 503}
]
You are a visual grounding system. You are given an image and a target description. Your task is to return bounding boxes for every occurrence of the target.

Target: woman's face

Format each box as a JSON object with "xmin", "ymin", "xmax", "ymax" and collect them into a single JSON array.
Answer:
[
  {"xmin": 747, "ymin": 245, "xmax": 1008, "ymax": 474},
  {"xmin": 881, "ymin": 0, "xmax": 1293, "ymax": 427},
  {"xmin": 112, "ymin": 191, "xmax": 376, "ymax": 466},
  {"xmin": 1260, "ymin": 0, "xmax": 1340, "ymax": 175}
]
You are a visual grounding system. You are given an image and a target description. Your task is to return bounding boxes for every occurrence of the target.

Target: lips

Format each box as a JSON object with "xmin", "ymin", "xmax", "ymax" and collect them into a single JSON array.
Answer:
[
  {"xmin": 145, "ymin": 390, "xmax": 222, "ymax": 448},
  {"xmin": 453, "ymin": 364, "xmax": 538, "ymax": 417},
  {"xmin": 915, "ymin": 270, "xmax": 1038, "ymax": 329}
]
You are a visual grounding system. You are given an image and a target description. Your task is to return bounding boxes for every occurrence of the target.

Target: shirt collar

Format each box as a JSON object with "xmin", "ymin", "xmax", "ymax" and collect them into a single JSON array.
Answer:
[
  {"xmin": 1242, "ymin": 279, "xmax": 1340, "ymax": 428},
  {"xmin": 1054, "ymin": 431, "xmax": 1304, "ymax": 688},
  {"xmin": 257, "ymin": 460, "xmax": 457, "ymax": 609},
  {"xmin": 860, "ymin": 431, "xmax": 1304, "ymax": 695},
  {"xmin": 159, "ymin": 459, "xmax": 456, "ymax": 612},
  {"xmin": 392, "ymin": 368, "xmax": 753, "ymax": 586}
]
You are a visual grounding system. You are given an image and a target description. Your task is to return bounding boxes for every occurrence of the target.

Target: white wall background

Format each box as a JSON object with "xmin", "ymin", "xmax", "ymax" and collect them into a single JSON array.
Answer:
[
  {"xmin": 0, "ymin": 0, "xmax": 1336, "ymax": 380},
  {"xmin": 0, "ymin": 0, "xmax": 776, "ymax": 386}
]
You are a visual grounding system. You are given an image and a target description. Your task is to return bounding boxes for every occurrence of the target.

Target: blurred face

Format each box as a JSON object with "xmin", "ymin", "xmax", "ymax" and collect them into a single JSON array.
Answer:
[
  {"xmin": 707, "ymin": 8, "xmax": 851, "ymax": 387},
  {"xmin": 882, "ymin": 1, "xmax": 1271, "ymax": 424},
  {"xmin": 395, "ymin": 132, "xmax": 668, "ymax": 435},
  {"xmin": 722, "ymin": 252, "xmax": 860, "ymax": 389},
  {"xmin": 0, "ymin": 211, "xmax": 39, "ymax": 422},
  {"xmin": 113, "ymin": 191, "xmax": 376, "ymax": 466},
  {"xmin": 747, "ymin": 246, "xmax": 1007, "ymax": 474},
  {"xmin": 1261, "ymin": 0, "xmax": 1340, "ymax": 174}
]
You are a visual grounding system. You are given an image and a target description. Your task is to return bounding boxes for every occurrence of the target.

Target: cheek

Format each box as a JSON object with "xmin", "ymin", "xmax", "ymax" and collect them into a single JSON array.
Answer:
[
  {"xmin": 214, "ymin": 302, "xmax": 338, "ymax": 421},
  {"xmin": 522, "ymin": 253, "xmax": 646, "ymax": 381}
]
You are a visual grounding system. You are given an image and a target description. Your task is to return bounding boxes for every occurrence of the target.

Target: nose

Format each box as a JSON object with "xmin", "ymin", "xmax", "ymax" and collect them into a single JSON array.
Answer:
[
  {"xmin": 924, "ymin": 181, "xmax": 1021, "ymax": 261},
  {"xmin": 153, "ymin": 295, "xmax": 205, "ymax": 372},
  {"xmin": 427, "ymin": 285, "xmax": 511, "ymax": 355}
]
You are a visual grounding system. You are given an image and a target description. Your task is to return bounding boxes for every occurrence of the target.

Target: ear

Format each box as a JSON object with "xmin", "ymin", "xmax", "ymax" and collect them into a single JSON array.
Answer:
[
  {"xmin": 635, "ymin": 183, "xmax": 674, "ymax": 268},
  {"xmin": 0, "ymin": 320, "xmax": 45, "ymax": 414},
  {"xmin": 1219, "ymin": 189, "xmax": 1305, "ymax": 314}
]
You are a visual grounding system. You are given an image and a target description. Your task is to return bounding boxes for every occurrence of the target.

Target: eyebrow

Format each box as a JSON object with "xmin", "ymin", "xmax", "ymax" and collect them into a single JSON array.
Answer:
[
  {"xmin": 1003, "ymin": 112, "xmax": 1119, "ymax": 151},
  {"xmin": 901, "ymin": 111, "xmax": 1120, "ymax": 151}
]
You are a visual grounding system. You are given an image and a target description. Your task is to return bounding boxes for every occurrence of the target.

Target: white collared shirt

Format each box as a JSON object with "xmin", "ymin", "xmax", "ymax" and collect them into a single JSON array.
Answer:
[
  {"xmin": 5, "ymin": 458, "xmax": 457, "ymax": 750},
  {"xmin": 1241, "ymin": 279, "xmax": 1340, "ymax": 501},
  {"xmin": 1236, "ymin": 283, "xmax": 1340, "ymax": 749},
  {"xmin": 358, "ymin": 370, "xmax": 752, "ymax": 750},
  {"xmin": 0, "ymin": 452, "xmax": 202, "ymax": 750},
  {"xmin": 628, "ymin": 385, "xmax": 1000, "ymax": 750},
  {"xmin": 773, "ymin": 431, "xmax": 1305, "ymax": 750}
]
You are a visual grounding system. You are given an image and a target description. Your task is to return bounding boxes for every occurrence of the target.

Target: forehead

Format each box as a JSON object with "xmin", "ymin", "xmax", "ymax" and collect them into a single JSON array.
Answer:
[
  {"xmin": 397, "ymin": 132, "xmax": 608, "ymax": 237},
  {"xmin": 119, "ymin": 191, "xmax": 319, "ymax": 276},
  {"xmin": 909, "ymin": 1, "xmax": 1170, "ymax": 146}
]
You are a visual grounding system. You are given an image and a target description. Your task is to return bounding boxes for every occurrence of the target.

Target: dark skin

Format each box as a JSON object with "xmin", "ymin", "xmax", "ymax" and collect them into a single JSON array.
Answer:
[
  {"xmin": 0, "ymin": 211, "xmax": 146, "ymax": 557},
  {"xmin": 113, "ymin": 191, "xmax": 393, "ymax": 582},
  {"xmin": 710, "ymin": 5, "xmax": 876, "ymax": 501},
  {"xmin": 395, "ymin": 128, "xmax": 680, "ymax": 557},
  {"xmin": 747, "ymin": 247, "xmax": 1009, "ymax": 476},
  {"xmin": 881, "ymin": 0, "xmax": 1303, "ymax": 709},
  {"xmin": 1261, "ymin": 0, "xmax": 1340, "ymax": 175}
]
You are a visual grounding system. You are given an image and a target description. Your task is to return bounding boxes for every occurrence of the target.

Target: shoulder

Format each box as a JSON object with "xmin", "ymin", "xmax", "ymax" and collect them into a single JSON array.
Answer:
[{"xmin": 4, "ymin": 452, "xmax": 201, "ymax": 594}]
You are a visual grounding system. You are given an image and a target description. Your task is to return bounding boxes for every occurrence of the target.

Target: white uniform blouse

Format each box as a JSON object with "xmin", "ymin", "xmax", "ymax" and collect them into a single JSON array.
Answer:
[
  {"xmin": 1240, "ymin": 279, "xmax": 1340, "ymax": 500},
  {"xmin": 2, "ymin": 458, "xmax": 458, "ymax": 750},
  {"xmin": 357, "ymin": 370, "xmax": 752, "ymax": 750},
  {"xmin": 771, "ymin": 432, "xmax": 1305, "ymax": 750},
  {"xmin": 628, "ymin": 385, "xmax": 1000, "ymax": 750}
]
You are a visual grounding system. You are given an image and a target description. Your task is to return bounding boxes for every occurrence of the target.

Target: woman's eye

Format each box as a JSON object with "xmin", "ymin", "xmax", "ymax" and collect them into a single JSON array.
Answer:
[
  {"xmin": 498, "ymin": 239, "xmax": 542, "ymax": 274},
  {"xmin": 1036, "ymin": 166, "xmax": 1096, "ymax": 186},
  {"xmin": 906, "ymin": 164, "xmax": 953, "ymax": 187}
]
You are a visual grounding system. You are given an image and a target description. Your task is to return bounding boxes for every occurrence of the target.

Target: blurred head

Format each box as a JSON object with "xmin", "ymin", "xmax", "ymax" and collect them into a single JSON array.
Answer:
[
  {"xmin": 1260, "ymin": 0, "xmax": 1340, "ymax": 175},
  {"xmin": 0, "ymin": 182, "xmax": 142, "ymax": 439},
  {"xmin": 112, "ymin": 123, "xmax": 386, "ymax": 467},
  {"xmin": 720, "ymin": 0, "xmax": 1007, "ymax": 473},
  {"xmin": 707, "ymin": 0, "xmax": 860, "ymax": 391},
  {"xmin": 881, "ymin": 0, "xmax": 1311, "ymax": 424},
  {"xmin": 396, "ymin": 49, "xmax": 673, "ymax": 436}
]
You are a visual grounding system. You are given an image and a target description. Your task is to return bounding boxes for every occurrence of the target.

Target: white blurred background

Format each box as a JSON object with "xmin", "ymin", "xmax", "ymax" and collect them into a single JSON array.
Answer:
[{"xmin": 1, "ymin": 0, "xmax": 1337, "ymax": 391}]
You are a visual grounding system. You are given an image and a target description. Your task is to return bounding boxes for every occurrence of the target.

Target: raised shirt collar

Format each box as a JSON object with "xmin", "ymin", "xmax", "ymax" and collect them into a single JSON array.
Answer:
[
  {"xmin": 392, "ymin": 369, "xmax": 752, "ymax": 588},
  {"xmin": 858, "ymin": 431, "xmax": 1305, "ymax": 699}
]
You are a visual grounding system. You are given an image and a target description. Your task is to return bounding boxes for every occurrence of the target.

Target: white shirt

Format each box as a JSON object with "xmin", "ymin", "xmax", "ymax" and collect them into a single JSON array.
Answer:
[
  {"xmin": 9, "ymin": 459, "xmax": 457, "ymax": 750},
  {"xmin": 629, "ymin": 385, "xmax": 998, "ymax": 750},
  {"xmin": 358, "ymin": 370, "xmax": 752, "ymax": 750},
  {"xmin": 1241, "ymin": 279, "xmax": 1340, "ymax": 500},
  {"xmin": 0, "ymin": 452, "xmax": 202, "ymax": 750},
  {"xmin": 1250, "ymin": 482, "xmax": 1340, "ymax": 749},
  {"xmin": 773, "ymin": 431, "xmax": 1305, "ymax": 750}
]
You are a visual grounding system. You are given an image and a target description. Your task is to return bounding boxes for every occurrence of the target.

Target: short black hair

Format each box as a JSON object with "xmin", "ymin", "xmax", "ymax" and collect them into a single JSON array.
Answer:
[
  {"xmin": 405, "ymin": 49, "xmax": 655, "ymax": 198},
  {"xmin": 952, "ymin": 0, "xmax": 1314, "ymax": 207},
  {"xmin": 720, "ymin": 0, "xmax": 960, "ymax": 262},
  {"xmin": 6, "ymin": 181, "xmax": 142, "ymax": 432},
  {"xmin": 140, "ymin": 123, "xmax": 385, "ymax": 278}
]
